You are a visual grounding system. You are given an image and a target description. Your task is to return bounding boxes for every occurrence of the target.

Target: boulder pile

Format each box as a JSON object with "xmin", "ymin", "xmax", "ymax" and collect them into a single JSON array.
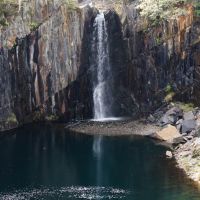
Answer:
[
  {"xmin": 147, "ymin": 105, "xmax": 200, "ymax": 145},
  {"xmin": 147, "ymin": 103, "xmax": 200, "ymax": 185}
]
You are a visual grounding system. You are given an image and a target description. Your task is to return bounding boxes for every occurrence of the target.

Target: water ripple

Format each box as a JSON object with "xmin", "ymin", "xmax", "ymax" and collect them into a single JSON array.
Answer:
[{"xmin": 0, "ymin": 186, "xmax": 130, "ymax": 200}]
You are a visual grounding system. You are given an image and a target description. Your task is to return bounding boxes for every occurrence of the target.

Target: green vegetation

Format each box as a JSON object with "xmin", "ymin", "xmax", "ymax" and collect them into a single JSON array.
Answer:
[
  {"xmin": 164, "ymin": 84, "xmax": 175, "ymax": 102},
  {"xmin": 137, "ymin": 0, "xmax": 191, "ymax": 20},
  {"xmin": 6, "ymin": 113, "xmax": 18, "ymax": 125},
  {"xmin": 194, "ymin": 1, "xmax": 200, "ymax": 16},
  {"xmin": 0, "ymin": 0, "xmax": 19, "ymax": 28},
  {"xmin": 175, "ymin": 102, "xmax": 195, "ymax": 112},
  {"xmin": 45, "ymin": 114, "xmax": 59, "ymax": 121},
  {"xmin": 0, "ymin": 18, "xmax": 8, "ymax": 27},
  {"xmin": 29, "ymin": 21, "xmax": 41, "ymax": 31},
  {"xmin": 32, "ymin": 111, "xmax": 44, "ymax": 122},
  {"xmin": 63, "ymin": 0, "xmax": 78, "ymax": 10}
]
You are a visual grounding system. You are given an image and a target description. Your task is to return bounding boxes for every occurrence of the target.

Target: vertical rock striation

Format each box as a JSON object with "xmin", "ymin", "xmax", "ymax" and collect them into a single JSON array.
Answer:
[
  {"xmin": 121, "ymin": 3, "xmax": 200, "ymax": 114},
  {"xmin": 0, "ymin": 1, "xmax": 97, "ymax": 131}
]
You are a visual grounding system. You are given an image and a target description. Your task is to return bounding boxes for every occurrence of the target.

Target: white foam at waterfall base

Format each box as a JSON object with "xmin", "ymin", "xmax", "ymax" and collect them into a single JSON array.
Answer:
[{"xmin": 91, "ymin": 117, "xmax": 125, "ymax": 122}]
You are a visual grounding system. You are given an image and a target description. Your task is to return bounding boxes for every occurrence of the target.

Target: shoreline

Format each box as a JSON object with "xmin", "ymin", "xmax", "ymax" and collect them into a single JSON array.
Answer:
[
  {"xmin": 174, "ymin": 137, "xmax": 200, "ymax": 186},
  {"xmin": 66, "ymin": 118, "xmax": 161, "ymax": 136},
  {"xmin": 66, "ymin": 115, "xmax": 200, "ymax": 186}
]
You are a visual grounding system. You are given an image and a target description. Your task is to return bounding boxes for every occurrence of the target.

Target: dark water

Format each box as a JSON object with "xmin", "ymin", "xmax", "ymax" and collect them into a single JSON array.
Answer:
[{"xmin": 0, "ymin": 124, "xmax": 200, "ymax": 200}]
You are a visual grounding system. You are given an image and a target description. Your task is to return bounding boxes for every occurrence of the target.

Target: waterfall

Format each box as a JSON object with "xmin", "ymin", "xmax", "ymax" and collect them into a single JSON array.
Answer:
[{"xmin": 92, "ymin": 13, "xmax": 114, "ymax": 120}]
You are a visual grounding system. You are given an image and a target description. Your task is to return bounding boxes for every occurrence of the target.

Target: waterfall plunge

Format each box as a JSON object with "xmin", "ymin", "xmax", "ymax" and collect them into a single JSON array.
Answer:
[{"xmin": 92, "ymin": 13, "xmax": 114, "ymax": 120}]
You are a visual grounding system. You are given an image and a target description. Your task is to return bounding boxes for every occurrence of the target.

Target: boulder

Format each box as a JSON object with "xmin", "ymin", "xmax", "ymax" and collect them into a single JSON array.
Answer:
[
  {"xmin": 160, "ymin": 107, "xmax": 183, "ymax": 125},
  {"xmin": 183, "ymin": 111, "xmax": 195, "ymax": 120},
  {"xmin": 196, "ymin": 117, "xmax": 200, "ymax": 128},
  {"xmin": 173, "ymin": 136, "xmax": 187, "ymax": 145},
  {"xmin": 161, "ymin": 114, "xmax": 176, "ymax": 125},
  {"xmin": 153, "ymin": 125, "xmax": 181, "ymax": 143},
  {"xmin": 176, "ymin": 119, "xmax": 183, "ymax": 125},
  {"xmin": 166, "ymin": 151, "xmax": 173, "ymax": 158},
  {"xmin": 181, "ymin": 119, "xmax": 196, "ymax": 133},
  {"xmin": 166, "ymin": 107, "xmax": 183, "ymax": 117},
  {"xmin": 176, "ymin": 119, "xmax": 183, "ymax": 132}
]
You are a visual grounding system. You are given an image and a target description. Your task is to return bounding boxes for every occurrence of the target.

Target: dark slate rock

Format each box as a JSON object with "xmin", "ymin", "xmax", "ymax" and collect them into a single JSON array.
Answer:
[
  {"xmin": 173, "ymin": 136, "xmax": 187, "ymax": 145},
  {"xmin": 183, "ymin": 111, "xmax": 195, "ymax": 120},
  {"xmin": 166, "ymin": 107, "xmax": 183, "ymax": 117},
  {"xmin": 181, "ymin": 119, "xmax": 196, "ymax": 133},
  {"xmin": 147, "ymin": 114, "xmax": 156, "ymax": 123},
  {"xmin": 160, "ymin": 107, "xmax": 183, "ymax": 125}
]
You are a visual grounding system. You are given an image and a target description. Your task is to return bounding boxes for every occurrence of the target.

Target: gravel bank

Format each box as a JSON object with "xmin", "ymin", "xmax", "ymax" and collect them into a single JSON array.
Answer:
[{"xmin": 66, "ymin": 119, "xmax": 160, "ymax": 136}]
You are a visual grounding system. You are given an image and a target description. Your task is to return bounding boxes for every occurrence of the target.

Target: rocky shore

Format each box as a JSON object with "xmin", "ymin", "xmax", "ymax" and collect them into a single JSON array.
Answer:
[
  {"xmin": 67, "ymin": 102, "xmax": 200, "ymax": 185},
  {"xmin": 146, "ymin": 102, "xmax": 200, "ymax": 185},
  {"xmin": 174, "ymin": 137, "xmax": 200, "ymax": 185}
]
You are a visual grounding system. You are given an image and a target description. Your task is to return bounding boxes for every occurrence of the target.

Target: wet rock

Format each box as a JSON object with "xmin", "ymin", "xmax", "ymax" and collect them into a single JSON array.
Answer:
[{"xmin": 182, "ymin": 120, "xmax": 196, "ymax": 133}]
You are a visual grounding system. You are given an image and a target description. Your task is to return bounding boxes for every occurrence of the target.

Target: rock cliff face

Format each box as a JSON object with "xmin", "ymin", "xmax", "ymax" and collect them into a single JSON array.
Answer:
[
  {"xmin": 121, "ymin": 3, "xmax": 200, "ymax": 113},
  {"xmin": 0, "ymin": 1, "xmax": 98, "ymax": 131},
  {"xmin": 1, "ymin": 0, "xmax": 200, "ymax": 131}
]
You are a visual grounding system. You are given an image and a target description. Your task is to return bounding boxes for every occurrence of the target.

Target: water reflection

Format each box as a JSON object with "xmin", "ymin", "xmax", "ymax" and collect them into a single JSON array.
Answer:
[
  {"xmin": 0, "ymin": 124, "xmax": 200, "ymax": 200},
  {"xmin": 93, "ymin": 136, "xmax": 103, "ymax": 158},
  {"xmin": 93, "ymin": 135, "xmax": 103, "ymax": 199}
]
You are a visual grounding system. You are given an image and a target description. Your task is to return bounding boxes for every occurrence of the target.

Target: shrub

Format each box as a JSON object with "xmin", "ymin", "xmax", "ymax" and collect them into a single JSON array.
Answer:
[
  {"xmin": 6, "ymin": 113, "xmax": 18, "ymax": 125},
  {"xmin": 164, "ymin": 84, "xmax": 175, "ymax": 102},
  {"xmin": 137, "ymin": 0, "xmax": 190, "ymax": 20},
  {"xmin": 63, "ymin": 0, "xmax": 78, "ymax": 10},
  {"xmin": 29, "ymin": 21, "xmax": 40, "ymax": 31}
]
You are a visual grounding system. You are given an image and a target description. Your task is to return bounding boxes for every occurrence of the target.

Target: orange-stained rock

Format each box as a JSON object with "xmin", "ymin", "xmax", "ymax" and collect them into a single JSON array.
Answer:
[{"xmin": 155, "ymin": 125, "xmax": 181, "ymax": 142}]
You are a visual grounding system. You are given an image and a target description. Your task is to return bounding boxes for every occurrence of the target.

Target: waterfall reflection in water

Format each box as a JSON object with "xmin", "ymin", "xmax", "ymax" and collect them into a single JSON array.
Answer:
[{"xmin": 0, "ymin": 124, "xmax": 200, "ymax": 200}]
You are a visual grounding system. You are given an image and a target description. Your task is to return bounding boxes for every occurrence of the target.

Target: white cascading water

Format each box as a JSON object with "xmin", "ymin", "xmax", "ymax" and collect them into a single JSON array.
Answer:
[{"xmin": 92, "ymin": 13, "xmax": 114, "ymax": 120}]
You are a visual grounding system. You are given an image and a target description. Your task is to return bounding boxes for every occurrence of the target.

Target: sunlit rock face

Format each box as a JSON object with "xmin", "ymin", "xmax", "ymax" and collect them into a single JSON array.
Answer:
[
  {"xmin": 121, "ymin": 3, "xmax": 200, "ymax": 113},
  {"xmin": 0, "ymin": 2, "xmax": 98, "ymax": 131}
]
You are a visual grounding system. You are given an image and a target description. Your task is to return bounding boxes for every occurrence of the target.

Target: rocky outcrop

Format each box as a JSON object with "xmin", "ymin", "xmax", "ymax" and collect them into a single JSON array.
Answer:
[
  {"xmin": 0, "ymin": 2, "xmax": 98, "ymax": 131},
  {"xmin": 175, "ymin": 137, "xmax": 200, "ymax": 185},
  {"xmin": 147, "ymin": 102, "xmax": 200, "ymax": 143},
  {"xmin": 121, "ymin": 2, "xmax": 200, "ymax": 113}
]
